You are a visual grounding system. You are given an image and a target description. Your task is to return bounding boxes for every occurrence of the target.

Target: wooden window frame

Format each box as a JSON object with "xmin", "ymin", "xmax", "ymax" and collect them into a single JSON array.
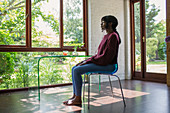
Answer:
[
  {"xmin": 130, "ymin": 0, "xmax": 166, "ymax": 83},
  {"xmin": 0, "ymin": 0, "xmax": 89, "ymax": 55}
]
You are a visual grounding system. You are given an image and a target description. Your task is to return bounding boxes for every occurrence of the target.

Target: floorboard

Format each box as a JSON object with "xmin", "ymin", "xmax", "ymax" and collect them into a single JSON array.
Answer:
[{"xmin": 0, "ymin": 80, "xmax": 170, "ymax": 113}]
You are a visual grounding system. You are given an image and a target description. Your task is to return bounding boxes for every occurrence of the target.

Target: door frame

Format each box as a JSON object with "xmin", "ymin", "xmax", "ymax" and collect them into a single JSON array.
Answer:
[{"xmin": 130, "ymin": 0, "xmax": 166, "ymax": 83}]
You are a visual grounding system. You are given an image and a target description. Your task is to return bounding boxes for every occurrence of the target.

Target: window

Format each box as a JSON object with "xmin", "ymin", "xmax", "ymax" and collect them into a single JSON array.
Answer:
[
  {"xmin": 0, "ymin": 0, "xmax": 88, "ymax": 54},
  {"xmin": 0, "ymin": 0, "xmax": 26, "ymax": 46}
]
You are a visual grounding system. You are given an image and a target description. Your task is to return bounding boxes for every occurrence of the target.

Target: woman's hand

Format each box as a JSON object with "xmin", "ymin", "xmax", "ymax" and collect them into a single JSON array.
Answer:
[
  {"xmin": 78, "ymin": 61, "xmax": 87, "ymax": 66},
  {"xmin": 76, "ymin": 60, "xmax": 87, "ymax": 66}
]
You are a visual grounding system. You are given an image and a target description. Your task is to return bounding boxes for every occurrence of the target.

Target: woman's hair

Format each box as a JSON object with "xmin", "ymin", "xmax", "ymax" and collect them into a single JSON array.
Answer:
[{"xmin": 101, "ymin": 15, "xmax": 121, "ymax": 44}]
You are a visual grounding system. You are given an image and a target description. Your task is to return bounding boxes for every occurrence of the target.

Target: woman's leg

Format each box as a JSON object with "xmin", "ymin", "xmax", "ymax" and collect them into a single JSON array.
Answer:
[
  {"xmin": 65, "ymin": 63, "xmax": 115, "ymax": 105},
  {"xmin": 72, "ymin": 66, "xmax": 77, "ymax": 94},
  {"xmin": 63, "ymin": 66, "xmax": 77, "ymax": 104},
  {"xmin": 73, "ymin": 63, "xmax": 115, "ymax": 96}
]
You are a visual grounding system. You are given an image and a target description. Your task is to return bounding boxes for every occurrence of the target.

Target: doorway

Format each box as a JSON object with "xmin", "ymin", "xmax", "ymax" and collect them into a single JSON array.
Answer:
[{"xmin": 131, "ymin": 0, "xmax": 167, "ymax": 82}]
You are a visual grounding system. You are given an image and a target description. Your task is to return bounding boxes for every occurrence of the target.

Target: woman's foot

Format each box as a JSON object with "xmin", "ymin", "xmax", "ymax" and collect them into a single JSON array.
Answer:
[
  {"xmin": 65, "ymin": 99, "xmax": 82, "ymax": 106},
  {"xmin": 63, "ymin": 94, "xmax": 76, "ymax": 104},
  {"xmin": 64, "ymin": 96, "xmax": 82, "ymax": 106}
]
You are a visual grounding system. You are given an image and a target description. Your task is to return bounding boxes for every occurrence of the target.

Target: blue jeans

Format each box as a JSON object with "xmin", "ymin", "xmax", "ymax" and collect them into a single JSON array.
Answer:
[{"xmin": 72, "ymin": 63, "xmax": 116, "ymax": 96}]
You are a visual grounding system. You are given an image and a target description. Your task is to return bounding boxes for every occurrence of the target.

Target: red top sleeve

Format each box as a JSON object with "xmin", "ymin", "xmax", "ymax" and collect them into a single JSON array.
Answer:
[{"xmin": 86, "ymin": 32, "xmax": 119, "ymax": 65}]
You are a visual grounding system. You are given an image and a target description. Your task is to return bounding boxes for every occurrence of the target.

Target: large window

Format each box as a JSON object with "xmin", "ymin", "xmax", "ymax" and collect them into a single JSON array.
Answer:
[
  {"xmin": 0, "ymin": 0, "xmax": 88, "ymax": 54},
  {"xmin": 0, "ymin": 51, "xmax": 86, "ymax": 90}
]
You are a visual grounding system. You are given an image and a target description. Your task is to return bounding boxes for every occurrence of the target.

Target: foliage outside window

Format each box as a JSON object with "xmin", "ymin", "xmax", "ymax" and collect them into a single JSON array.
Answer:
[
  {"xmin": 0, "ymin": 0, "xmax": 26, "ymax": 45},
  {"xmin": 0, "ymin": 52, "xmax": 87, "ymax": 90},
  {"xmin": 134, "ymin": 0, "xmax": 166, "ymax": 72},
  {"xmin": 31, "ymin": 0, "xmax": 60, "ymax": 48},
  {"xmin": 0, "ymin": 0, "xmax": 87, "ymax": 51},
  {"xmin": 0, "ymin": 0, "xmax": 88, "ymax": 90}
]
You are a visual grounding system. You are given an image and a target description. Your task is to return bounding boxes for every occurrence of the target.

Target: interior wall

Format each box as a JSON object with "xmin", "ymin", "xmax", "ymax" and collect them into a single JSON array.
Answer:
[{"xmin": 88, "ymin": 0, "xmax": 131, "ymax": 83}]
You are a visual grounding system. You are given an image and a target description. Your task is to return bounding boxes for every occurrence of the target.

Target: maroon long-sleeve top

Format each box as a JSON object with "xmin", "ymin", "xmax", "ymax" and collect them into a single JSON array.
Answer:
[{"xmin": 86, "ymin": 32, "xmax": 120, "ymax": 66}]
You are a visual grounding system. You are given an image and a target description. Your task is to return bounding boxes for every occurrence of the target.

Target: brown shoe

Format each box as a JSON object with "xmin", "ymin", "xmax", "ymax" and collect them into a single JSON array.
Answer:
[{"xmin": 64, "ymin": 99, "xmax": 82, "ymax": 106}]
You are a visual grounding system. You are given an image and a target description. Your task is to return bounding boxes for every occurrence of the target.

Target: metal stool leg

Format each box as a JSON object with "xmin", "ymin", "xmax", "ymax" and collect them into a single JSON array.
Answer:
[
  {"xmin": 83, "ymin": 74, "xmax": 86, "ymax": 101},
  {"xmin": 99, "ymin": 75, "xmax": 101, "ymax": 92},
  {"xmin": 108, "ymin": 75, "xmax": 114, "ymax": 97},
  {"xmin": 114, "ymin": 75, "xmax": 126, "ymax": 107},
  {"xmin": 88, "ymin": 74, "xmax": 90, "ymax": 109},
  {"xmin": 84, "ymin": 73, "xmax": 126, "ymax": 109}
]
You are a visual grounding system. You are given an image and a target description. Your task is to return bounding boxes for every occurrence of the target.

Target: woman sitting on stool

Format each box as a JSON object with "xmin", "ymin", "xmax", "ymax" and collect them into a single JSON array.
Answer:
[{"xmin": 63, "ymin": 15, "xmax": 121, "ymax": 106}]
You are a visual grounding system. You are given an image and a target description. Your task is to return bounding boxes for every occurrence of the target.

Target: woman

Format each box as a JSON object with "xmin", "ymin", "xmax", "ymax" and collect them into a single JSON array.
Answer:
[{"xmin": 63, "ymin": 15, "xmax": 121, "ymax": 106}]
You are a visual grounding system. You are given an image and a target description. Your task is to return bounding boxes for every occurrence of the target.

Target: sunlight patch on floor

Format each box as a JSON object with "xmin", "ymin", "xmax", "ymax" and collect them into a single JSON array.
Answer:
[
  {"xmin": 86, "ymin": 96, "xmax": 122, "ymax": 106},
  {"xmin": 83, "ymin": 87, "xmax": 150, "ymax": 107},
  {"xmin": 19, "ymin": 85, "xmax": 150, "ymax": 112},
  {"xmin": 122, "ymin": 88, "xmax": 150, "ymax": 98},
  {"xmin": 43, "ymin": 87, "xmax": 72, "ymax": 94}
]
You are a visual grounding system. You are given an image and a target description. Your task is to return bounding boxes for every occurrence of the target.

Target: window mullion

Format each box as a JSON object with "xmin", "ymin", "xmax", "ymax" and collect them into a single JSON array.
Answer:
[
  {"xmin": 60, "ymin": 0, "xmax": 63, "ymax": 49},
  {"xmin": 84, "ymin": 0, "xmax": 88, "ymax": 55},
  {"xmin": 26, "ymin": 0, "xmax": 32, "ymax": 48}
]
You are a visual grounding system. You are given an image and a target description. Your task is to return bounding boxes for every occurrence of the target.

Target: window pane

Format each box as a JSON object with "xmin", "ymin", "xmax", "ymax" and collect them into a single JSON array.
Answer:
[
  {"xmin": 0, "ymin": 0, "xmax": 26, "ymax": 45},
  {"xmin": 0, "ymin": 52, "xmax": 86, "ymax": 90},
  {"xmin": 134, "ymin": 2, "xmax": 141, "ymax": 72},
  {"xmin": 32, "ymin": 0, "xmax": 60, "ymax": 48},
  {"xmin": 63, "ymin": 0, "xmax": 84, "ymax": 47},
  {"xmin": 145, "ymin": 0, "xmax": 166, "ymax": 73}
]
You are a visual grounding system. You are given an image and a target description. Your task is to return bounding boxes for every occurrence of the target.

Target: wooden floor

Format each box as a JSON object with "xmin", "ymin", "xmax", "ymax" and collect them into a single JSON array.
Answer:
[{"xmin": 0, "ymin": 80, "xmax": 170, "ymax": 113}]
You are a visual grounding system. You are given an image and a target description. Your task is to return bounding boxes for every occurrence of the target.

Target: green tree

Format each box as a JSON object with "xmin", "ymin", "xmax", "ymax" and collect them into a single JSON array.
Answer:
[
  {"xmin": 154, "ymin": 20, "xmax": 166, "ymax": 60},
  {"xmin": 145, "ymin": 1, "xmax": 166, "ymax": 60},
  {"xmin": 134, "ymin": 0, "xmax": 166, "ymax": 60},
  {"xmin": 146, "ymin": 38, "xmax": 158, "ymax": 61},
  {"xmin": 134, "ymin": 2, "xmax": 140, "ymax": 43},
  {"xmin": 0, "ymin": 0, "xmax": 59, "ymax": 45},
  {"xmin": 0, "ymin": 52, "xmax": 16, "ymax": 88},
  {"xmin": 0, "ymin": 0, "xmax": 60, "ymax": 88},
  {"xmin": 0, "ymin": 0, "xmax": 26, "ymax": 45},
  {"xmin": 145, "ymin": 0, "xmax": 160, "ymax": 39},
  {"xmin": 64, "ymin": 0, "xmax": 83, "ymax": 44},
  {"xmin": 0, "ymin": 0, "xmax": 84, "ymax": 89}
]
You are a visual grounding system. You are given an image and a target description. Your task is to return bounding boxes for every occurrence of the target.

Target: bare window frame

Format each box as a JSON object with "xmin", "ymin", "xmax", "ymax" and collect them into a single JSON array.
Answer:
[{"xmin": 0, "ymin": 0, "xmax": 88, "ymax": 55}]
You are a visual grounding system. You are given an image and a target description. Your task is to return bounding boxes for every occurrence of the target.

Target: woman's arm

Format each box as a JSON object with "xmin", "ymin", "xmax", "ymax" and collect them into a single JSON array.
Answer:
[
  {"xmin": 76, "ymin": 55, "xmax": 96, "ymax": 66},
  {"xmin": 89, "ymin": 34, "xmax": 118, "ymax": 65}
]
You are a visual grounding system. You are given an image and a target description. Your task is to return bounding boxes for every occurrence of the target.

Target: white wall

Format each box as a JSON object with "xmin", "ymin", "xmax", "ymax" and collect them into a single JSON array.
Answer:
[{"xmin": 88, "ymin": 0, "xmax": 131, "ymax": 83}]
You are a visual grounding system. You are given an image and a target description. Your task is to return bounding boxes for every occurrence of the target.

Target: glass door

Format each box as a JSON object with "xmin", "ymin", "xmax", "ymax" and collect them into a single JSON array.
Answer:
[
  {"xmin": 132, "ymin": 0, "xmax": 144, "ymax": 78},
  {"xmin": 134, "ymin": 2, "xmax": 141, "ymax": 73},
  {"xmin": 131, "ymin": 0, "xmax": 167, "ymax": 82},
  {"xmin": 145, "ymin": 0, "xmax": 167, "ymax": 74}
]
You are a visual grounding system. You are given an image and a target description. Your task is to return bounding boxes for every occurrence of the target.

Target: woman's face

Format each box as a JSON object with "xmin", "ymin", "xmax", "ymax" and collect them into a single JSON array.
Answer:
[{"xmin": 101, "ymin": 20, "xmax": 107, "ymax": 31}]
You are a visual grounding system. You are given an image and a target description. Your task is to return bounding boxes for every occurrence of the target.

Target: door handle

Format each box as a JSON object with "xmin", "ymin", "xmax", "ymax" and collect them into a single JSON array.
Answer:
[{"xmin": 143, "ymin": 36, "xmax": 145, "ymax": 42}]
